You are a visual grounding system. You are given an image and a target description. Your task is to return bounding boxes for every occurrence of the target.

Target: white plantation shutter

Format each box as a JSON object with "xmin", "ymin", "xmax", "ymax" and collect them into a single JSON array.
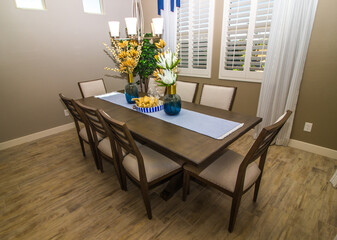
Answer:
[
  {"xmin": 219, "ymin": 0, "xmax": 274, "ymax": 82},
  {"xmin": 250, "ymin": 0, "xmax": 273, "ymax": 72},
  {"xmin": 177, "ymin": 0, "xmax": 215, "ymax": 78},
  {"xmin": 177, "ymin": 1, "xmax": 189, "ymax": 69},
  {"xmin": 224, "ymin": 0, "xmax": 251, "ymax": 72}
]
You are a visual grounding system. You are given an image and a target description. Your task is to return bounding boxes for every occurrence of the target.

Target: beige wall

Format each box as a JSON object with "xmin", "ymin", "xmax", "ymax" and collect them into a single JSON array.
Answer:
[
  {"xmin": 142, "ymin": 0, "xmax": 337, "ymax": 150},
  {"xmin": 0, "ymin": 0, "xmax": 131, "ymax": 142},
  {"xmin": 291, "ymin": 0, "xmax": 337, "ymax": 150}
]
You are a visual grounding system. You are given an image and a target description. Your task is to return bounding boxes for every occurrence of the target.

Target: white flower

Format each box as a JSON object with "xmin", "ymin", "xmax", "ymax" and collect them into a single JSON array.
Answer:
[
  {"xmin": 156, "ymin": 51, "xmax": 179, "ymax": 70},
  {"xmin": 158, "ymin": 69, "xmax": 177, "ymax": 85}
]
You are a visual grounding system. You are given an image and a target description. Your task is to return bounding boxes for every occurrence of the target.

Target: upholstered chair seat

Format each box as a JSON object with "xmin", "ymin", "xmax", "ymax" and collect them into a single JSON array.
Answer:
[
  {"xmin": 199, "ymin": 150, "xmax": 260, "ymax": 192},
  {"xmin": 122, "ymin": 145, "xmax": 181, "ymax": 183}
]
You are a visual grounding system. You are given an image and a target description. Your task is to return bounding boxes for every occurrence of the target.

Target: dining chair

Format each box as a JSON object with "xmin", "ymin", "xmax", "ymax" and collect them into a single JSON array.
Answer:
[
  {"xmin": 75, "ymin": 101, "xmax": 125, "ymax": 189},
  {"xmin": 182, "ymin": 110, "xmax": 292, "ymax": 232},
  {"xmin": 59, "ymin": 94, "xmax": 101, "ymax": 170},
  {"xmin": 78, "ymin": 78, "xmax": 107, "ymax": 98},
  {"xmin": 99, "ymin": 109, "xmax": 183, "ymax": 219},
  {"xmin": 176, "ymin": 81, "xmax": 198, "ymax": 103},
  {"xmin": 147, "ymin": 77, "xmax": 166, "ymax": 97},
  {"xmin": 200, "ymin": 84, "xmax": 237, "ymax": 111}
]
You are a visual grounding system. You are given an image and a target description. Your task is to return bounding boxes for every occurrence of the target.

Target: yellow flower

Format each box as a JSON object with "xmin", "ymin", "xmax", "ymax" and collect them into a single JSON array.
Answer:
[
  {"xmin": 118, "ymin": 51, "xmax": 127, "ymax": 59},
  {"xmin": 153, "ymin": 69, "xmax": 163, "ymax": 79},
  {"xmin": 155, "ymin": 39, "xmax": 166, "ymax": 49},
  {"xmin": 118, "ymin": 40, "xmax": 129, "ymax": 49},
  {"xmin": 130, "ymin": 40, "xmax": 138, "ymax": 47},
  {"xmin": 128, "ymin": 49, "xmax": 138, "ymax": 58}
]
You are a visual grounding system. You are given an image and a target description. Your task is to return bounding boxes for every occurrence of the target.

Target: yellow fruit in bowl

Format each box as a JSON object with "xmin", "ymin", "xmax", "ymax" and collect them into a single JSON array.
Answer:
[{"xmin": 132, "ymin": 96, "xmax": 159, "ymax": 108}]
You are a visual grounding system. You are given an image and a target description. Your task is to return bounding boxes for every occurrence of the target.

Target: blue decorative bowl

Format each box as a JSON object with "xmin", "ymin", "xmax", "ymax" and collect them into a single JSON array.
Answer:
[{"xmin": 134, "ymin": 101, "xmax": 164, "ymax": 113}]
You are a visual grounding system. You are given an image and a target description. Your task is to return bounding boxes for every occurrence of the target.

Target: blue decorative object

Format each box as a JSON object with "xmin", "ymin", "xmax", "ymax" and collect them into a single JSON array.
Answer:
[
  {"xmin": 125, "ymin": 74, "xmax": 139, "ymax": 104},
  {"xmin": 164, "ymin": 85, "xmax": 181, "ymax": 115}
]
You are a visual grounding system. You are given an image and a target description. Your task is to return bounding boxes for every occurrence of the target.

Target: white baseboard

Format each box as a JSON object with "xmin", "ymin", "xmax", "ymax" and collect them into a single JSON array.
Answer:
[
  {"xmin": 289, "ymin": 139, "xmax": 337, "ymax": 159},
  {"xmin": 0, "ymin": 123, "xmax": 75, "ymax": 151}
]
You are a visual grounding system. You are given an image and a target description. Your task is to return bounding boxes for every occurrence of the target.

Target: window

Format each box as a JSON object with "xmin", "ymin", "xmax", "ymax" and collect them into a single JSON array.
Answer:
[
  {"xmin": 15, "ymin": 0, "xmax": 45, "ymax": 10},
  {"xmin": 82, "ymin": 0, "xmax": 103, "ymax": 14},
  {"xmin": 176, "ymin": 0, "xmax": 215, "ymax": 78},
  {"xmin": 219, "ymin": 0, "xmax": 274, "ymax": 82}
]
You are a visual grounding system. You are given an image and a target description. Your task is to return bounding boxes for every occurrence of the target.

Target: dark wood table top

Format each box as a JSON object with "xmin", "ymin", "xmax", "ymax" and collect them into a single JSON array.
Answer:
[{"xmin": 78, "ymin": 96, "xmax": 262, "ymax": 168}]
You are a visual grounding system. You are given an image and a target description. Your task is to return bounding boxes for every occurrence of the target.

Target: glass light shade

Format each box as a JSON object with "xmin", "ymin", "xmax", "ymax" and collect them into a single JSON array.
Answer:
[
  {"xmin": 108, "ymin": 21, "xmax": 120, "ymax": 37},
  {"xmin": 151, "ymin": 23, "xmax": 154, "ymax": 35},
  {"xmin": 125, "ymin": 17, "xmax": 137, "ymax": 35},
  {"xmin": 152, "ymin": 18, "xmax": 164, "ymax": 35}
]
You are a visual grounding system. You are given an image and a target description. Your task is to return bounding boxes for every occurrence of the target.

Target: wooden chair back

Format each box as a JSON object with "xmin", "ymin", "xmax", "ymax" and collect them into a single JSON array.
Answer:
[
  {"xmin": 75, "ymin": 101, "xmax": 106, "ymax": 144},
  {"xmin": 98, "ymin": 109, "xmax": 148, "ymax": 183},
  {"xmin": 78, "ymin": 78, "xmax": 107, "ymax": 98},
  {"xmin": 236, "ymin": 110, "xmax": 292, "ymax": 192},
  {"xmin": 59, "ymin": 94, "xmax": 83, "ymax": 123},
  {"xmin": 59, "ymin": 94, "xmax": 87, "ymax": 138},
  {"xmin": 176, "ymin": 81, "xmax": 199, "ymax": 103},
  {"xmin": 200, "ymin": 84, "xmax": 237, "ymax": 111}
]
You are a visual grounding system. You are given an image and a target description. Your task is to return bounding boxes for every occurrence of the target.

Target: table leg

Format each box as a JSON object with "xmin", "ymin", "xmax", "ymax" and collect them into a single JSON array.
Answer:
[{"xmin": 160, "ymin": 172, "xmax": 183, "ymax": 201}]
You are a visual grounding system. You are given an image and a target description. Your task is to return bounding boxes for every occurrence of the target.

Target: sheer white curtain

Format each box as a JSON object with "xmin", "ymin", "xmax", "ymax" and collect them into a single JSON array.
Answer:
[
  {"xmin": 255, "ymin": 0, "xmax": 318, "ymax": 145},
  {"xmin": 161, "ymin": 0, "xmax": 177, "ymax": 52}
]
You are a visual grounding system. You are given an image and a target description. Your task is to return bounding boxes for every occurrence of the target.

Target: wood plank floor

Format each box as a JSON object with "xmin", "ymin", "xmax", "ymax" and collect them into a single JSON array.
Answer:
[{"xmin": 0, "ymin": 129, "xmax": 336, "ymax": 240}]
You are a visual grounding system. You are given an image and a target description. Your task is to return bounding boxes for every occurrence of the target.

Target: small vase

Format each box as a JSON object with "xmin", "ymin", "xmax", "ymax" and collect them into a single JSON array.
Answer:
[
  {"xmin": 164, "ymin": 85, "xmax": 181, "ymax": 115},
  {"xmin": 125, "ymin": 74, "xmax": 139, "ymax": 104}
]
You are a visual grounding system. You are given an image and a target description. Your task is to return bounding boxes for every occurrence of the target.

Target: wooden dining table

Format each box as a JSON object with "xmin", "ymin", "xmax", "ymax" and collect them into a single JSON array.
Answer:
[{"xmin": 78, "ymin": 94, "xmax": 262, "ymax": 199}]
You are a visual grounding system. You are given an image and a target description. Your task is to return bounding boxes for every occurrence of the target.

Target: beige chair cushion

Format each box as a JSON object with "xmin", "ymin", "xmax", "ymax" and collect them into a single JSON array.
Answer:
[
  {"xmin": 79, "ymin": 79, "xmax": 106, "ymax": 98},
  {"xmin": 122, "ymin": 145, "xmax": 181, "ymax": 183},
  {"xmin": 199, "ymin": 150, "xmax": 261, "ymax": 192},
  {"xmin": 98, "ymin": 138, "xmax": 142, "ymax": 158},
  {"xmin": 79, "ymin": 127, "xmax": 103, "ymax": 143},
  {"xmin": 176, "ymin": 81, "xmax": 197, "ymax": 102},
  {"xmin": 200, "ymin": 85, "xmax": 235, "ymax": 110}
]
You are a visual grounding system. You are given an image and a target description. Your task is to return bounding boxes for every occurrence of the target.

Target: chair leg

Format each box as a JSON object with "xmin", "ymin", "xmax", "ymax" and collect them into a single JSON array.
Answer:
[
  {"xmin": 120, "ymin": 167, "xmax": 128, "ymax": 191},
  {"xmin": 88, "ymin": 142, "xmax": 100, "ymax": 171},
  {"xmin": 140, "ymin": 184, "xmax": 152, "ymax": 219},
  {"xmin": 111, "ymin": 157, "xmax": 124, "ymax": 190},
  {"xmin": 253, "ymin": 177, "xmax": 262, "ymax": 202},
  {"xmin": 96, "ymin": 151, "xmax": 104, "ymax": 172},
  {"xmin": 78, "ymin": 136, "xmax": 86, "ymax": 157},
  {"xmin": 182, "ymin": 170, "xmax": 190, "ymax": 201},
  {"xmin": 228, "ymin": 194, "xmax": 242, "ymax": 233}
]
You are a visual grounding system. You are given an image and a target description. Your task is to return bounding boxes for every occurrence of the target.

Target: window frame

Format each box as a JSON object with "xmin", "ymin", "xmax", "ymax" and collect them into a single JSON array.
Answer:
[
  {"xmin": 82, "ymin": 0, "xmax": 104, "ymax": 15},
  {"xmin": 177, "ymin": 0, "xmax": 215, "ymax": 78},
  {"xmin": 14, "ymin": 0, "xmax": 46, "ymax": 10},
  {"xmin": 219, "ymin": 0, "xmax": 271, "ymax": 83}
]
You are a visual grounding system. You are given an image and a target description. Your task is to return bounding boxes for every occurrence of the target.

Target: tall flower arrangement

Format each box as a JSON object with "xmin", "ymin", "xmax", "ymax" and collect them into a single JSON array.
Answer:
[
  {"xmin": 103, "ymin": 40, "xmax": 143, "ymax": 75},
  {"xmin": 153, "ymin": 41, "xmax": 180, "ymax": 87}
]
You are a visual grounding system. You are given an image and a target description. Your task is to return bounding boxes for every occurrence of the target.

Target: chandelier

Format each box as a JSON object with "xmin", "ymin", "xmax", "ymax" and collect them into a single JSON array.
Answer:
[{"xmin": 108, "ymin": 18, "xmax": 164, "ymax": 41}]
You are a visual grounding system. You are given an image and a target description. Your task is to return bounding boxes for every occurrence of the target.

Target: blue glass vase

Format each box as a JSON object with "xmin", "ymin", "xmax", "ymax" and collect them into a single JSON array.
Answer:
[
  {"xmin": 125, "ymin": 74, "xmax": 139, "ymax": 104},
  {"xmin": 164, "ymin": 85, "xmax": 181, "ymax": 115}
]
